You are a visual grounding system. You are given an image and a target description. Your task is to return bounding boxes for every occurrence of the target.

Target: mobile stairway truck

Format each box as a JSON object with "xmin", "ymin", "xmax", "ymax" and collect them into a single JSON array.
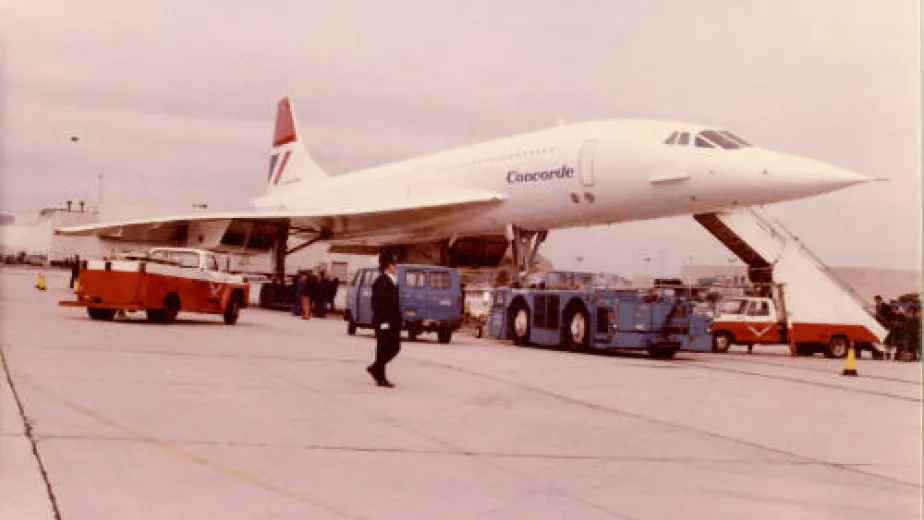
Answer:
[
  {"xmin": 696, "ymin": 208, "xmax": 886, "ymax": 358},
  {"xmin": 487, "ymin": 286, "xmax": 713, "ymax": 359}
]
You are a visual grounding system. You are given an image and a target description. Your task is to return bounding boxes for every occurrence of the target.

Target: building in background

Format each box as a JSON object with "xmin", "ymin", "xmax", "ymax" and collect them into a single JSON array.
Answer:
[
  {"xmin": 681, "ymin": 264, "xmax": 921, "ymax": 304},
  {"xmin": 1, "ymin": 201, "xmax": 101, "ymax": 264}
]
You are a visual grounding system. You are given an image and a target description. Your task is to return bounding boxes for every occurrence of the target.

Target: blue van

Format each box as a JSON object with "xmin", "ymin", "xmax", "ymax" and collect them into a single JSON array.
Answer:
[{"xmin": 345, "ymin": 264, "xmax": 463, "ymax": 343}]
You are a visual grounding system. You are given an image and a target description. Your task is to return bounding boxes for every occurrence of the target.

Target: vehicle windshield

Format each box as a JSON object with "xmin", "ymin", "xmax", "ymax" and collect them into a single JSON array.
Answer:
[
  {"xmin": 173, "ymin": 252, "xmax": 200, "ymax": 268},
  {"xmin": 719, "ymin": 299, "xmax": 748, "ymax": 315}
]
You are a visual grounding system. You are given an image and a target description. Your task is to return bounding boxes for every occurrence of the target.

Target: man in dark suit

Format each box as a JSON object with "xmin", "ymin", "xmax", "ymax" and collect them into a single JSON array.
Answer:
[{"xmin": 367, "ymin": 252, "xmax": 401, "ymax": 388}]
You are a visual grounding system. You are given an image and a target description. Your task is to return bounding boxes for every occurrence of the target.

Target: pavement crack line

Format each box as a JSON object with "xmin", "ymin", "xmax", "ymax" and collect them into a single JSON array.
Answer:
[
  {"xmin": 0, "ymin": 346, "xmax": 64, "ymax": 520},
  {"xmin": 33, "ymin": 434, "xmax": 816, "ymax": 464},
  {"xmin": 15, "ymin": 376, "xmax": 373, "ymax": 520},
  {"xmin": 409, "ymin": 356, "xmax": 922, "ymax": 490},
  {"xmin": 249, "ymin": 362, "xmax": 640, "ymax": 520},
  {"xmin": 700, "ymin": 356, "xmax": 923, "ymax": 386},
  {"xmin": 684, "ymin": 361, "xmax": 922, "ymax": 403}
]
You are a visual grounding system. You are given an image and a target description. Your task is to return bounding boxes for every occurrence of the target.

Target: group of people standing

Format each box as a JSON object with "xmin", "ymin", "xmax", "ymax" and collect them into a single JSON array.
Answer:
[
  {"xmin": 292, "ymin": 270, "xmax": 340, "ymax": 319},
  {"xmin": 874, "ymin": 295, "xmax": 921, "ymax": 361}
]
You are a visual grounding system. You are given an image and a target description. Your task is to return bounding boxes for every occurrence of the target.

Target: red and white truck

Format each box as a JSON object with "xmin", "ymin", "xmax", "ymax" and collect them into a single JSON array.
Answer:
[
  {"xmin": 697, "ymin": 209, "xmax": 886, "ymax": 359},
  {"xmin": 60, "ymin": 247, "xmax": 249, "ymax": 324},
  {"xmin": 709, "ymin": 286, "xmax": 882, "ymax": 358}
]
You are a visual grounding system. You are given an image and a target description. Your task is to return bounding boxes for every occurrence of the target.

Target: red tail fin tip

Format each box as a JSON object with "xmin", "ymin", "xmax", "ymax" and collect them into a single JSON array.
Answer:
[{"xmin": 273, "ymin": 97, "xmax": 297, "ymax": 147}]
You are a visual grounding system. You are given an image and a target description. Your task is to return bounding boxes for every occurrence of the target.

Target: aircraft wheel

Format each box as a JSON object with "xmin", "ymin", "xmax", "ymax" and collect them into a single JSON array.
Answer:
[{"xmin": 259, "ymin": 284, "xmax": 275, "ymax": 308}]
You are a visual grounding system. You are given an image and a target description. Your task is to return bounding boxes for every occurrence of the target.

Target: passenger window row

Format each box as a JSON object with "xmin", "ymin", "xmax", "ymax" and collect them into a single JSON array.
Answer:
[
  {"xmin": 433, "ymin": 146, "xmax": 557, "ymax": 170},
  {"xmin": 406, "ymin": 270, "xmax": 451, "ymax": 289},
  {"xmin": 351, "ymin": 269, "xmax": 450, "ymax": 290}
]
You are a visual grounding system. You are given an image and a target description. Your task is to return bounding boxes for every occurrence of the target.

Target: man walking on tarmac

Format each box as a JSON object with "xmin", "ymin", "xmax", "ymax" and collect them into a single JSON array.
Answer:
[{"xmin": 366, "ymin": 252, "xmax": 401, "ymax": 388}]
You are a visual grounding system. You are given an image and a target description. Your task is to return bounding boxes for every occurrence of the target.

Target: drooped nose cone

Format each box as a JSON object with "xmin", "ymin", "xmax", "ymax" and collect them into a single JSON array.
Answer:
[
  {"xmin": 794, "ymin": 156, "xmax": 870, "ymax": 190},
  {"xmin": 760, "ymin": 150, "xmax": 872, "ymax": 201}
]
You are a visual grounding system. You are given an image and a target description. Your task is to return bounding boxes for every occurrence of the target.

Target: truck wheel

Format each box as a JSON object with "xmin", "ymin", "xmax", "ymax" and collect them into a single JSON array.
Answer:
[
  {"xmin": 437, "ymin": 328, "xmax": 452, "ymax": 344},
  {"xmin": 509, "ymin": 301, "xmax": 530, "ymax": 345},
  {"xmin": 88, "ymin": 308, "xmax": 116, "ymax": 321},
  {"xmin": 563, "ymin": 305, "xmax": 590, "ymax": 351},
  {"xmin": 223, "ymin": 297, "xmax": 240, "ymax": 325},
  {"xmin": 825, "ymin": 335, "xmax": 850, "ymax": 358},
  {"xmin": 648, "ymin": 346, "xmax": 678, "ymax": 359},
  {"xmin": 712, "ymin": 332, "xmax": 733, "ymax": 353},
  {"xmin": 347, "ymin": 319, "xmax": 357, "ymax": 335},
  {"xmin": 160, "ymin": 294, "xmax": 180, "ymax": 324}
]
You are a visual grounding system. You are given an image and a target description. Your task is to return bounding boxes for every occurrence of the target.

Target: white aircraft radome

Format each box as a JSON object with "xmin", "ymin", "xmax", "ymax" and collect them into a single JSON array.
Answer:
[{"xmin": 56, "ymin": 97, "xmax": 871, "ymax": 274}]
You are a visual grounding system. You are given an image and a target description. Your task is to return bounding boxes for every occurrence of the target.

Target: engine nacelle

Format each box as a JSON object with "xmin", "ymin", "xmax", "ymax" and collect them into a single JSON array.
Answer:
[{"xmin": 384, "ymin": 236, "xmax": 509, "ymax": 268}]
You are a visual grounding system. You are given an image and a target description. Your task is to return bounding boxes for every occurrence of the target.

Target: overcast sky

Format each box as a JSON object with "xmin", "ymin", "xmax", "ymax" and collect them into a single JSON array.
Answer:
[{"xmin": 1, "ymin": 0, "xmax": 920, "ymax": 276}]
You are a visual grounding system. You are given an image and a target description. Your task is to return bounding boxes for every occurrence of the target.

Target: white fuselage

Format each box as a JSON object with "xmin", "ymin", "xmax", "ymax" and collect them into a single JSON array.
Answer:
[{"xmin": 250, "ymin": 119, "xmax": 867, "ymax": 246}]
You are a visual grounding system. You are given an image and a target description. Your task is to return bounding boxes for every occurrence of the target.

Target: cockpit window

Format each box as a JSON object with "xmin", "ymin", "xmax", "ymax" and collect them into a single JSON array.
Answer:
[
  {"xmin": 699, "ymin": 130, "xmax": 742, "ymax": 149},
  {"xmin": 721, "ymin": 130, "xmax": 752, "ymax": 147},
  {"xmin": 668, "ymin": 129, "xmax": 751, "ymax": 149},
  {"xmin": 694, "ymin": 135, "xmax": 715, "ymax": 148}
]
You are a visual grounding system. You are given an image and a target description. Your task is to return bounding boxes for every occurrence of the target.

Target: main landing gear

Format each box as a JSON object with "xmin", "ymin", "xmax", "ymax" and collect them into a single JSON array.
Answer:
[
  {"xmin": 507, "ymin": 225, "xmax": 548, "ymax": 285},
  {"xmin": 259, "ymin": 223, "xmax": 331, "ymax": 309}
]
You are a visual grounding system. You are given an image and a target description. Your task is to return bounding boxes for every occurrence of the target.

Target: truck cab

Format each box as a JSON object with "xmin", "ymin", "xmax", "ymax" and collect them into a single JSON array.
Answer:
[
  {"xmin": 145, "ymin": 248, "xmax": 225, "ymax": 272},
  {"xmin": 710, "ymin": 296, "xmax": 785, "ymax": 352},
  {"xmin": 344, "ymin": 264, "xmax": 463, "ymax": 343}
]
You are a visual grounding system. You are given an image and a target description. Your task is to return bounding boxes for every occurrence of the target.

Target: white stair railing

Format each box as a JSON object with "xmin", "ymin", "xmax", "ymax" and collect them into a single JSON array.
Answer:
[{"xmin": 747, "ymin": 208, "xmax": 871, "ymax": 312}]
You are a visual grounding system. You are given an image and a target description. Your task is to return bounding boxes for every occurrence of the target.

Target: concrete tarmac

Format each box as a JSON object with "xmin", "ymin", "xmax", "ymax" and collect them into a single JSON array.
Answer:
[{"xmin": 1, "ymin": 268, "xmax": 921, "ymax": 520}]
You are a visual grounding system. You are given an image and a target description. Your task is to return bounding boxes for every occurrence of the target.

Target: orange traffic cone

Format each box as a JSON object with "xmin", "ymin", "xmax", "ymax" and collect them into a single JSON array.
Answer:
[{"xmin": 842, "ymin": 344, "xmax": 858, "ymax": 377}]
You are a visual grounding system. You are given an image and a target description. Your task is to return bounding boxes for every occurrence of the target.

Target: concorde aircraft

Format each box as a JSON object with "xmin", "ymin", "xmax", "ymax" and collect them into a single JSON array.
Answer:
[{"xmin": 56, "ymin": 97, "xmax": 870, "ymax": 276}]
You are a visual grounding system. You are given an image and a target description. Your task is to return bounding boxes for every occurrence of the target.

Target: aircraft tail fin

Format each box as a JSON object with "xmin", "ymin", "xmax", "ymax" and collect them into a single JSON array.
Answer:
[{"xmin": 266, "ymin": 97, "xmax": 328, "ymax": 192}]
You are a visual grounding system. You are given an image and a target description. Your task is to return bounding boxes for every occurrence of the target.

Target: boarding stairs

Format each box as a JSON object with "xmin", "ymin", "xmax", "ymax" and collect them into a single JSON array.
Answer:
[{"xmin": 694, "ymin": 207, "xmax": 886, "ymax": 349}]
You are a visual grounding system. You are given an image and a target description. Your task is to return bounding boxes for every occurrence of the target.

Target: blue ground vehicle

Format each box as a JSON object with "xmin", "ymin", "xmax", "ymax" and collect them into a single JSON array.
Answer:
[
  {"xmin": 488, "ymin": 287, "xmax": 713, "ymax": 358},
  {"xmin": 345, "ymin": 265, "xmax": 463, "ymax": 343}
]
